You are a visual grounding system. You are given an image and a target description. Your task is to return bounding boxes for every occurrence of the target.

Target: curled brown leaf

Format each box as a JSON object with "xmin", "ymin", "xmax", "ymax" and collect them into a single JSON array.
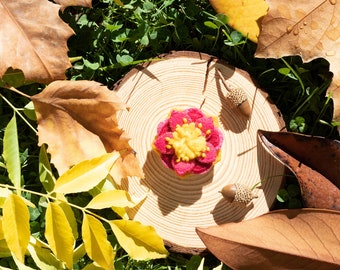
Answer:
[{"xmin": 32, "ymin": 80, "xmax": 143, "ymax": 180}]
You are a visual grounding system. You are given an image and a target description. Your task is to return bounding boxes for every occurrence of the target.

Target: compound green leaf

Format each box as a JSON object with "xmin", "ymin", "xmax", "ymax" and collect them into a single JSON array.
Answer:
[
  {"xmin": 39, "ymin": 144, "xmax": 56, "ymax": 193},
  {"xmin": 82, "ymin": 214, "xmax": 115, "ymax": 270},
  {"xmin": 2, "ymin": 194, "xmax": 30, "ymax": 262},
  {"xmin": 45, "ymin": 202, "xmax": 74, "ymax": 269},
  {"xmin": 53, "ymin": 152, "xmax": 120, "ymax": 194},
  {"xmin": 86, "ymin": 190, "xmax": 139, "ymax": 209},
  {"xmin": 3, "ymin": 114, "xmax": 21, "ymax": 191},
  {"xmin": 109, "ymin": 220, "xmax": 169, "ymax": 260}
]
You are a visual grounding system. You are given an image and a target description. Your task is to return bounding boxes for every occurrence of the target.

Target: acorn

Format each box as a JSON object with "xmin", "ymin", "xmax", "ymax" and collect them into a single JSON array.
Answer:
[
  {"xmin": 220, "ymin": 183, "xmax": 258, "ymax": 204},
  {"xmin": 216, "ymin": 68, "xmax": 251, "ymax": 118}
]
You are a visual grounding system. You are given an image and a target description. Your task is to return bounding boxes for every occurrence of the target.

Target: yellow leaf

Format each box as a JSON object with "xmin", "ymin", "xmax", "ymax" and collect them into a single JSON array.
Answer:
[
  {"xmin": 109, "ymin": 220, "xmax": 169, "ymax": 260},
  {"xmin": 53, "ymin": 152, "xmax": 120, "ymax": 194},
  {"xmin": 27, "ymin": 243, "xmax": 60, "ymax": 270},
  {"xmin": 45, "ymin": 202, "xmax": 74, "ymax": 269},
  {"xmin": 2, "ymin": 194, "xmax": 30, "ymax": 262},
  {"xmin": 209, "ymin": 0, "xmax": 268, "ymax": 42},
  {"xmin": 0, "ymin": 187, "xmax": 12, "ymax": 208},
  {"xmin": 82, "ymin": 214, "xmax": 115, "ymax": 270},
  {"xmin": 86, "ymin": 190, "xmax": 140, "ymax": 209},
  {"xmin": 56, "ymin": 195, "xmax": 78, "ymax": 239},
  {"xmin": 0, "ymin": 239, "xmax": 11, "ymax": 258}
]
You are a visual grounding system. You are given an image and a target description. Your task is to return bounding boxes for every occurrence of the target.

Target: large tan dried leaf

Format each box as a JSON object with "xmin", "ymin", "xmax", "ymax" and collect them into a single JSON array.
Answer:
[
  {"xmin": 53, "ymin": 0, "xmax": 92, "ymax": 10},
  {"xmin": 31, "ymin": 80, "xmax": 143, "ymax": 180},
  {"xmin": 255, "ymin": 0, "xmax": 340, "ymax": 122},
  {"xmin": 0, "ymin": 0, "xmax": 74, "ymax": 84},
  {"xmin": 197, "ymin": 209, "xmax": 340, "ymax": 270}
]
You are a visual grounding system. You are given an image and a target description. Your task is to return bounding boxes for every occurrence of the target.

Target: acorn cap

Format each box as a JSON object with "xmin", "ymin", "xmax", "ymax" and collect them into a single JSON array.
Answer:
[{"xmin": 226, "ymin": 88, "xmax": 251, "ymax": 118}]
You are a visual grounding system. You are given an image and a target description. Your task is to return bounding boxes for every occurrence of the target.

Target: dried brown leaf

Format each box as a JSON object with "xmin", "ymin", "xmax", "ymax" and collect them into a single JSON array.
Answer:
[
  {"xmin": 0, "ymin": 0, "xmax": 74, "ymax": 84},
  {"xmin": 31, "ymin": 80, "xmax": 143, "ymax": 180},
  {"xmin": 197, "ymin": 209, "xmax": 340, "ymax": 270},
  {"xmin": 54, "ymin": 0, "xmax": 92, "ymax": 10},
  {"xmin": 255, "ymin": 0, "xmax": 340, "ymax": 121},
  {"xmin": 258, "ymin": 130, "xmax": 340, "ymax": 210}
]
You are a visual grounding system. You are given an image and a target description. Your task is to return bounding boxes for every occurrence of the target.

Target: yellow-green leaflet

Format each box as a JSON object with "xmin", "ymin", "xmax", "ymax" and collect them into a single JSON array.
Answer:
[
  {"xmin": 39, "ymin": 144, "xmax": 56, "ymax": 192},
  {"xmin": 45, "ymin": 202, "xmax": 74, "ymax": 269},
  {"xmin": 82, "ymin": 214, "xmax": 115, "ymax": 270},
  {"xmin": 0, "ymin": 187, "xmax": 12, "ymax": 208},
  {"xmin": 56, "ymin": 197, "xmax": 78, "ymax": 239},
  {"xmin": 27, "ymin": 243, "xmax": 60, "ymax": 270},
  {"xmin": 86, "ymin": 189, "xmax": 139, "ymax": 209},
  {"xmin": 2, "ymin": 194, "xmax": 30, "ymax": 262},
  {"xmin": 109, "ymin": 220, "xmax": 169, "ymax": 260},
  {"xmin": 53, "ymin": 152, "xmax": 120, "ymax": 194},
  {"xmin": 3, "ymin": 115, "xmax": 21, "ymax": 192}
]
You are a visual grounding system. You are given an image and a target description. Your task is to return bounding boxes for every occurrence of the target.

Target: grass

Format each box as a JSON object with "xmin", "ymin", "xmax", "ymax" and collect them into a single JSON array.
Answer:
[{"xmin": 0, "ymin": 0, "xmax": 339, "ymax": 268}]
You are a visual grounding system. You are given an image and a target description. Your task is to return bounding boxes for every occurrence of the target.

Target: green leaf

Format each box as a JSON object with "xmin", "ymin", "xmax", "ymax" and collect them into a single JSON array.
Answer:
[
  {"xmin": 109, "ymin": 220, "xmax": 169, "ymax": 260},
  {"xmin": 204, "ymin": 21, "xmax": 218, "ymax": 30},
  {"xmin": 23, "ymin": 101, "xmax": 36, "ymax": 121},
  {"xmin": 45, "ymin": 202, "xmax": 74, "ymax": 269},
  {"xmin": 39, "ymin": 144, "xmax": 56, "ymax": 193},
  {"xmin": 2, "ymin": 194, "xmax": 30, "ymax": 262},
  {"xmin": 3, "ymin": 114, "xmax": 21, "ymax": 190},
  {"xmin": 53, "ymin": 152, "xmax": 120, "ymax": 194},
  {"xmin": 86, "ymin": 190, "xmax": 140, "ymax": 209},
  {"xmin": 82, "ymin": 214, "xmax": 115, "ymax": 270},
  {"xmin": 0, "ymin": 68, "xmax": 25, "ymax": 88}
]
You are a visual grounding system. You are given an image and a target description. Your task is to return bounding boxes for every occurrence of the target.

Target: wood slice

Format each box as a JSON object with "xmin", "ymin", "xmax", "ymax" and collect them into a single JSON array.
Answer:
[{"xmin": 114, "ymin": 51, "xmax": 285, "ymax": 254}]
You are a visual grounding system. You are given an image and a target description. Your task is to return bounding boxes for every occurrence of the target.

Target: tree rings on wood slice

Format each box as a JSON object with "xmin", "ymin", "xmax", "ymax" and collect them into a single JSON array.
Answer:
[{"xmin": 114, "ymin": 51, "xmax": 286, "ymax": 254}]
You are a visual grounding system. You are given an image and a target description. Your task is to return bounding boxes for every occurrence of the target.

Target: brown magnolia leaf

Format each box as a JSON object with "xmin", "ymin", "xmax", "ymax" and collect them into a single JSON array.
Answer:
[
  {"xmin": 53, "ymin": 0, "xmax": 92, "ymax": 10},
  {"xmin": 31, "ymin": 80, "xmax": 143, "ymax": 180},
  {"xmin": 258, "ymin": 130, "xmax": 340, "ymax": 210},
  {"xmin": 197, "ymin": 209, "xmax": 340, "ymax": 270},
  {"xmin": 209, "ymin": 0, "xmax": 268, "ymax": 43},
  {"xmin": 0, "ymin": 0, "xmax": 74, "ymax": 84},
  {"xmin": 255, "ymin": 0, "xmax": 340, "ymax": 122}
]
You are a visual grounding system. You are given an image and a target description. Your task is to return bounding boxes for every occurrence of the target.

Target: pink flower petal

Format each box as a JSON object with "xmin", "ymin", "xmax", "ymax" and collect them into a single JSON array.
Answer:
[
  {"xmin": 185, "ymin": 108, "xmax": 204, "ymax": 121},
  {"xmin": 172, "ymin": 158, "xmax": 195, "ymax": 176},
  {"xmin": 157, "ymin": 119, "xmax": 170, "ymax": 134},
  {"xmin": 192, "ymin": 161, "xmax": 213, "ymax": 174},
  {"xmin": 169, "ymin": 110, "xmax": 191, "ymax": 131},
  {"xmin": 153, "ymin": 132, "xmax": 174, "ymax": 154},
  {"xmin": 207, "ymin": 129, "xmax": 223, "ymax": 149},
  {"xmin": 198, "ymin": 142, "xmax": 217, "ymax": 163},
  {"xmin": 196, "ymin": 116, "xmax": 215, "ymax": 135}
]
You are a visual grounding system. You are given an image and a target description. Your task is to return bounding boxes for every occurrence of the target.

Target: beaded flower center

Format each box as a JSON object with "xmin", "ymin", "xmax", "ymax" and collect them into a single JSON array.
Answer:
[{"xmin": 166, "ymin": 119, "xmax": 207, "ymax": 162}]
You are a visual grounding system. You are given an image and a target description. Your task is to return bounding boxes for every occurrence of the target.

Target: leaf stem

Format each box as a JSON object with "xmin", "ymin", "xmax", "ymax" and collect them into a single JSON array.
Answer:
[
  {"xmin": 0, "ymin": 94, "xmax": 38, "ymax": 134},
  {"xmin": 0, "ymin": 183, "xmax": 111, "ymax": 225},
  {"xmin": 281, "ymin": 57, "xmax": 305, "ymax": 92}
]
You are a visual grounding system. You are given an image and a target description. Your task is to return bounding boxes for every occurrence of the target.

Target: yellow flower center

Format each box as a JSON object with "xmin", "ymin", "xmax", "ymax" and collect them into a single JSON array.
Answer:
[{"xmin": 167, "ymin": 122, "xmax": 207, "ymax": 162}]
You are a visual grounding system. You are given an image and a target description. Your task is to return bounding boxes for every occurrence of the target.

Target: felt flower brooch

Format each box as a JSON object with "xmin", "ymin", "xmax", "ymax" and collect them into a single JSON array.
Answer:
[{"xmin": 152, "ymin": 108, "xmax": 223, "ymax": 176}]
